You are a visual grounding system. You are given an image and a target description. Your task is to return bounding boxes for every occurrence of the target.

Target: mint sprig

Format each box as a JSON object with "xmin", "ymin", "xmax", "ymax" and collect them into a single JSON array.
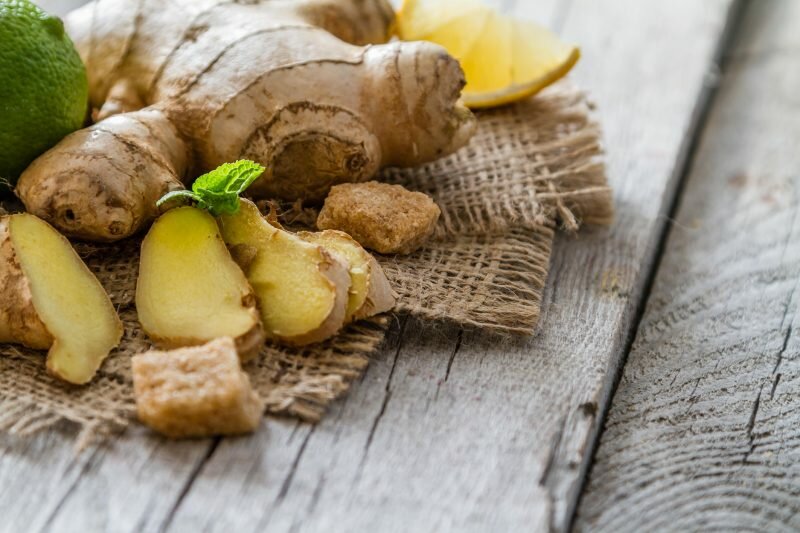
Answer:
[{"xmin": 157, "ymin": 160, "xmax": 265, "ymax": 216}]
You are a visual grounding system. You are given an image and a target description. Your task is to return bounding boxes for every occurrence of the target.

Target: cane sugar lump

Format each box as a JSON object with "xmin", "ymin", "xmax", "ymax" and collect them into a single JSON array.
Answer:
[
  {"xmin": 132, "ymin": 337, "xmax": 263, "ymax": 438},
  {"xmin": 317, "ymin": 181, "xmax": 440, "ymax": 255}
]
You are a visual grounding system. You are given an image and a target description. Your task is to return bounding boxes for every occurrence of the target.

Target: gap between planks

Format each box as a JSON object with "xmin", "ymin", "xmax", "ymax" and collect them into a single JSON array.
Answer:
[
  {"xmin": 575, "ymin": 0, "xmax": 800, "ymax": 529},
  {"xmin": 565, "ymin": 0, "xmax": 749, "ymax": 528}
]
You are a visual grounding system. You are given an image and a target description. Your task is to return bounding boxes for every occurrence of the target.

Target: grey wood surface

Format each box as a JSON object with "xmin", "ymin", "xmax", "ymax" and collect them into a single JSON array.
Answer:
[
  {"xmin": 575, "ymin": 1, "xmax": 800, "ymax": 530},
  {"xmin": 0, "ymin": 1, "xmax": 746, "ymax": 532},
  {"xmin": 36, "ymin": 0, "xmax": 85, "ymax": 15}
]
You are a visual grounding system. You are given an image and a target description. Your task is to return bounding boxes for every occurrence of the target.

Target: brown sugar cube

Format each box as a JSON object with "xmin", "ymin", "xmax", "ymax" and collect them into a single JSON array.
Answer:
[
  {"xmin": 317, "ymin": 181, "xmax": 440, "ymax": 255},
  {"xmin": 132, "ymin": 337, "xmax": 263, "ymax": 438}
]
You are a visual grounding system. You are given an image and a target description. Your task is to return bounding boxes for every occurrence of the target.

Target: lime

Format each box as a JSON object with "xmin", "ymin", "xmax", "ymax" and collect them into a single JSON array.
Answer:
[{"xmin": 0, "ymin": 0, "xmax": 88, "ymax": 188}]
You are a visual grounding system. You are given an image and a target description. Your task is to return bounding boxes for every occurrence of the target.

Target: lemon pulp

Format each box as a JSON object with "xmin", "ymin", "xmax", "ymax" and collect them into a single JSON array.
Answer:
[{"xmin": 396, "ymin": 0, "xmax": 580, "ymax": 108}]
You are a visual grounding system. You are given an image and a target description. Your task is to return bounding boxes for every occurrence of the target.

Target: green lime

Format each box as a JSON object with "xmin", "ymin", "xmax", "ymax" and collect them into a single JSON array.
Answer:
[{"xmin": 0, "ymin": 0, "xmax": 88, "ymax": 188}]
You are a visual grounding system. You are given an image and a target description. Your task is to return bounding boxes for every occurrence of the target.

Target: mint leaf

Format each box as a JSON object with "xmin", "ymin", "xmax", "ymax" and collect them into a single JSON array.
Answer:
[
  {"xmin": 156, "ymin": 160, "xmax": 265, "ymax": 216},
  {"xmin": 194, "ymin": 160, "xmax": 264, "ymax": 195}
]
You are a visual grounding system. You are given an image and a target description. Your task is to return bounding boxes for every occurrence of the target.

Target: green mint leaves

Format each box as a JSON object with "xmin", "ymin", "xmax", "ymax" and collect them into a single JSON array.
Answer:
[{"xmin": 157, "ymin": 160, "xmax": 265, "ymax": 216}]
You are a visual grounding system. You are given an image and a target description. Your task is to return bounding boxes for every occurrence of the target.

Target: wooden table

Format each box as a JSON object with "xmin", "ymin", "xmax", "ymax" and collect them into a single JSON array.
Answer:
[{"xmin": 4, "ymin": 0, "xmax": 797, "ymax": 531}]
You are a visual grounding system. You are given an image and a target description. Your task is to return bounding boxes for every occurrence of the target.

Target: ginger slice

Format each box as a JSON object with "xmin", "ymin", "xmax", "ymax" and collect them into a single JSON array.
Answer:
[
  {"xmin": 132, "ymin": 337, "xmax": 263, "ymax": 438},
  {"xmin": 136, "ymin": 207, "xmax": 265, "ymax": 360},
  {"xmin": 1, "ymin": 214, "xmax": 122, "ymax": 384},
  {"xmin": 218, "ymin": 200, "xmax": 351, "ymax": 346},
  {"xmin": 299, "ymin": 230, "xmax": 395, "ymax": 322}
]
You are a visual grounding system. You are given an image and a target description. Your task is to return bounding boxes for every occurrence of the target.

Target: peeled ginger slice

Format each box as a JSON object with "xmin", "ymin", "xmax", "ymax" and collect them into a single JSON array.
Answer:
[
  {"xmin": 299, "ymin": 230, "xmax": 395, "ymax": 322},
  {"xmin": 7, "ymin": 214, "xmax": 122, "ymax": 384},
  {"xmin": 218, "ymin": 200, "xmax": 351, "ymax": 346},
  {"xmin": 136, "ymin": 207, "xmax": 265, "ymax": 360}
]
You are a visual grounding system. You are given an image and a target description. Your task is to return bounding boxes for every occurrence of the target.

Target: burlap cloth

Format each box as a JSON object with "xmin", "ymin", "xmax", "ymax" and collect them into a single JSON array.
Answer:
[{"xmin": 0, "ymin": 82, "xmax": 612, "ymax": 444}]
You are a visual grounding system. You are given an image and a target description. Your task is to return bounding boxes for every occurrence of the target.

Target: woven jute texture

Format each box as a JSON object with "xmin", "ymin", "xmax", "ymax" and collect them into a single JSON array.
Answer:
[{"xmin": 0, "ymin": 82, "xmax": 612, "ymax": 443}]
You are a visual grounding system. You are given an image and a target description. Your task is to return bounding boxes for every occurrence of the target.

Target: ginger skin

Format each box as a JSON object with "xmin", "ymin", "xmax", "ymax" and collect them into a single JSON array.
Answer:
[
  {"xmin": 17, "ymin": 0, "xmax": 476, "ymax": 242},
  {"xmin": 17, "ymin": 109, "xmax": 189, "ymax": 242},
  {"xmin": 0, "ymin": 219, "xmax": 53, "ymax": 351}
]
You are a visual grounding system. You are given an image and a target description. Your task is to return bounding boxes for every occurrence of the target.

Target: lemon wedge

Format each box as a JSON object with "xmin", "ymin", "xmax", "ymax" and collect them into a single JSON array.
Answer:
[{"xmin": 395, "ymin": 0, "xmax": 580, "ymax": 108}]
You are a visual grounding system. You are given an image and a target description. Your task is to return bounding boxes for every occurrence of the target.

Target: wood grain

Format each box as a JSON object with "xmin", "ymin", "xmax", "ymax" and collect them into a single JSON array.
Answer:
[
  {"xmin": 0, "ymin": 1, "xmax": 741, "ymax": 532},
  {"xmin": 36, "ymin": 0, "xmax": 86, "ymax": 15},
  {"xmin": 0, "ymin": 425, "xmax": 213, "ymax": 533},
  {"xmin": 575, "ymin": 1, "xmax": 800, "ymax": 530}
]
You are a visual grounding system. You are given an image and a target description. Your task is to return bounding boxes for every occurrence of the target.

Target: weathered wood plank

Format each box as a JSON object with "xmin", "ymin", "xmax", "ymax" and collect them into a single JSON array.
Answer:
[
  {"xmin": 161, "ymin": 2, "xmax": 741, "ymax": 532},
  {"xmin": 575, "ymin": 0, "xmax": 800, "ymax": 530},
  {"xmin": 37, "ymin": 0, "xmax": 86, "ymax": 15},
  {"xmin": 0, "ymin": 1, "xmax": 738, "ymax": 532},
  {"xmin": 0, "ymin": 425, "xmax": 212, "ymax": 533}
]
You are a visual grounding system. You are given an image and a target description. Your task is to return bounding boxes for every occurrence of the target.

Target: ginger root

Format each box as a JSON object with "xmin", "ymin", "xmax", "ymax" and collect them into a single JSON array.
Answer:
[
  {"xmin": 132, "ymin": 337, "xmax": 263, "ymax": 438},
  {"xmin": 299, "ymin": 230, "xmax": 395, "ymax": 322},
  {"xmin": 136, "ymin": 207, "xmax": 265, "ymax": 360},
  {"xmin": 0, "ymin": 214, "xmax": 122, "ymax": 384},
  {"xmin": 17, "ymin": 108, "xmax": 189, "ymax": 242},
  {"xmin": 17, "ymin": 0, "xmax": 476, "ymax": 242},
  {"xmin": 317, "ymin": 181, "xmax": 441, "ymax": 254},
  {"xmin": 218, "ymin": 200, "xmax": 351, "ymax": 346}
]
